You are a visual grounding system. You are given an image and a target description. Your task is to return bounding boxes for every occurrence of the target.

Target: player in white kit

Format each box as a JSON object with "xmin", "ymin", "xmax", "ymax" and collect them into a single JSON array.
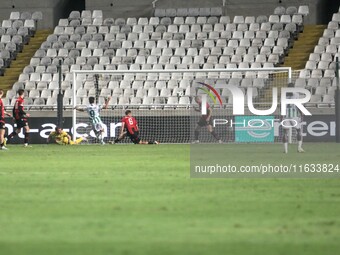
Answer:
[
  {"xmin": 282, "ymin": 87, "xmax": 304, "ymax": 154},
  {"xmin": 76, "ymin": 96, "xmax": 111, "ymax": 144}
]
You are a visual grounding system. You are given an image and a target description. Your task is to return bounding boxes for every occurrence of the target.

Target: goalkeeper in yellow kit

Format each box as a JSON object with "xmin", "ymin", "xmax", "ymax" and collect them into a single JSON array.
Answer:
[{"xmin": 47, "ymin": 127, "xmax": 85, "ymax": 145}]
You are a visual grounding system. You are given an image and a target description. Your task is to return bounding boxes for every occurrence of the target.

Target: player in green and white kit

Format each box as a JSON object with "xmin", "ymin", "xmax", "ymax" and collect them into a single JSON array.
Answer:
[
  {"xmin": 76, "ymin": 96, "xmax": 111, "ymax": 144},
  {"xmin": 282, "ymin": 90, "xmax": 304, "ymax": 154}
]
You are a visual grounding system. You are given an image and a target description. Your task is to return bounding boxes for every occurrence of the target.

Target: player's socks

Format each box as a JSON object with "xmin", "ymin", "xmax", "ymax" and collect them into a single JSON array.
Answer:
[
  {"xmin": 147, "ymin": 141, "xmax": 158, "ymax": 145},
  {"xmin": 6, "ymin": 132, "xmax": 17, "ymax": 141},
  {"xmin": 298, "ymin": 148, "xmax": 305, "ymax": 153},
  {"xmin": 284, "ymin": 143, "xmax": 288, "ymax": 153},
  {"xmin": 74, "ymin": 137, "xmax": 84, "ymax": 145},
  {"xmin": 24, "ymin": 132, "xmax": 30, "ymax": 144},
  {"xmin": 194, "ymin": 130, "xmax": 199, "ymax": 140},
  {"xmin": 0, "ymin": 142, "xmax": 6, "ymax": 149},
  {"xmin": 210, "ymin": 131, "xmax": 220, "ymax": 141},
  {"xmin": 1, "ymin": 142, "xmax": 8, "ymax": 150},
  {"xmin": 99, "ymin": 134, "xmax": 104, "ymax": 144},
  {"xmin": 297, "ymin": 141, "xmax": 305, "ymax": 152}
]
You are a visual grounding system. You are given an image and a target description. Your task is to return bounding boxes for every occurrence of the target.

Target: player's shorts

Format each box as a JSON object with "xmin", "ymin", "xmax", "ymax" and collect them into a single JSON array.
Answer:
[
  {"xmin": 92, "ymin": 122, "xmax": 104, "ymax": 132},
  {"xmin": 15, "ymin": 119, "xmax": 28, "ymax": 129},
  {"xmin": 282, "ymin": 117, "xmax": 302, "ymax": 130},
  {"xmin": 62, "ymin": 137, "xmax": 70, "ymax": 145},
  {"xmin": 0, "ymin": 121, "xmax": 5, "ymax": 130},
  {"xmin": 197, "ymin": 116, "xmax": 213, "ymax": 127},
  {"xmin": 127, "ymin": 131, "xmax": 141, "ymax": 144}
]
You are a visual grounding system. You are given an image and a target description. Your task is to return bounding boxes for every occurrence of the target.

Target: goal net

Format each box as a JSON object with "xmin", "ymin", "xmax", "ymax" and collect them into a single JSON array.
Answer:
[{"xmin": 71, "ymin": 68, "xmax": 294, "ymax": 144}]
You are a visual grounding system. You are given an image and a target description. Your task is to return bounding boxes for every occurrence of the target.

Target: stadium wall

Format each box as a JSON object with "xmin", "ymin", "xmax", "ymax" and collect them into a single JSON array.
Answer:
[
  {"xmin": 0, "ymin": 0, "xmax": 85, "ymax": 29},
  {"xmin": 85, "ymin": 0, "xmax": 332, "ymax": 25},
  {"xmin": 0, "ymin": 0, "xmax": 336, "ymax": 29}
]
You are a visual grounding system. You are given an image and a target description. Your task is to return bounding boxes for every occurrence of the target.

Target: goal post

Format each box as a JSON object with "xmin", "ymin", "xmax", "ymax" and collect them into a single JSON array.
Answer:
[{"xmin": 71, "ymin": 67, "xmax": 294, "ymax": 144}]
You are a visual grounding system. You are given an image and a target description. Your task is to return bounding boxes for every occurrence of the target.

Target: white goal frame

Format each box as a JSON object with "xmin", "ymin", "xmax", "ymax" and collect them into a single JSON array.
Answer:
[{"xmin": 71, "ymin": 67, "xmax": 292, "ymax": 142}]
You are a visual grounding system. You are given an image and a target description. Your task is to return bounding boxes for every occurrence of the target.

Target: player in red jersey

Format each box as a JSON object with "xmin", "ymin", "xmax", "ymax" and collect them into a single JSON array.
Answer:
[
  {"xmin": 5, "ymin": 89, "xmax": 31, "ymax": 147},
  {"xmin": 0, "ymin": 89, "xmax": 12, "ymax": 150},
  {"xmin": 194, "ymin": 96, "xmax": 222, "ymax": 143},
  {"xmin": 113, "ymin": 110, "xmax": 158, "ymax": 144}
]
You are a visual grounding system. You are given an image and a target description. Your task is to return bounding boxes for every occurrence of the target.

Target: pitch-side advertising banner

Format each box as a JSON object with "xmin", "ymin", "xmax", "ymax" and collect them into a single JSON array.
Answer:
[{"xmin": 1, "ymin": 115, "xmax": 336, "ymax": 144}]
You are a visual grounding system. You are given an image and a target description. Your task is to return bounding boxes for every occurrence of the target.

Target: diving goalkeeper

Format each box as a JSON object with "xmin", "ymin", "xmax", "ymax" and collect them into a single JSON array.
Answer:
[{"xmin": 47, "ymin": 127, "xmax": 86, "ymax": 145}]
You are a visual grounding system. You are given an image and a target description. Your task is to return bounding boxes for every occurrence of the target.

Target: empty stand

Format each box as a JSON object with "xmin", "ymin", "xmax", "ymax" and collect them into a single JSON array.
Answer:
[
  {"xmin": 5, "ymin": 6, "xmax": 314, "ymax": 108},
  {"xmin": 0, "ymin": 11, "xmax": 45, "ymax": 102}
]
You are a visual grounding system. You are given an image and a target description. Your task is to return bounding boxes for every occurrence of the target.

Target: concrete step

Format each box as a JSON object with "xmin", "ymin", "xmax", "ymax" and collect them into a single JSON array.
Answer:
[
  {"xmin": 1, "ymin": 29, "xmax": 51, "ymax": 91},
  {"xmin": 281, "ymin": 25, "xmax": 326, "ymax": 70}
]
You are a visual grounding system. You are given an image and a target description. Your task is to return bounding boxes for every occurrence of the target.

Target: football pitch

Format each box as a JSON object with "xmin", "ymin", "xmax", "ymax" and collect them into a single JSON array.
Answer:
[{"xmin": 0, "ymin": 143, "xmax": 340, "ymax": 255}]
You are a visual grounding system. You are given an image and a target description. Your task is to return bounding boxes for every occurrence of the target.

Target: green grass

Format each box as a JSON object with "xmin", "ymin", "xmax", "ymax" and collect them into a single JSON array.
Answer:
[{"xmin": 0, "ymin": 143, "xmax": 340, "ymax": 255}]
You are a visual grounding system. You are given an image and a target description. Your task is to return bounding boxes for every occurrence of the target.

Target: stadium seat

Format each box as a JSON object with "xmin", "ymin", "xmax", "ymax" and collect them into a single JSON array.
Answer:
[
  {"xmin": 286, "ymin": 6, "xmax": 298, "ymax": 15},
  {"xmin": 244, "ymin": 16, "xmax": 255, "ymax": 24},
  {"xmin": 117, "ymin": 96, "xmax": 129, "ymax": 105},
  {"xmin": 308, "ymin": 95, "xmax": 322, "ymax": 106},
  {"xmin": 298, "ymin": 6, "xmax": 309, "ymax": 16},
  {"xmin": 142, "ymin": 96, "xmax": 154, "ymax": 105},
  {"xmin": 29, "ymin": 89, "xmax": 40, "ymax": 99},
  {"xmin": 256, "ymin": 15, "xmax": 268, "ymax": 23},
  {"xmin": 274, "ymin": 6, "xmax": 286, "ymax": 15}
]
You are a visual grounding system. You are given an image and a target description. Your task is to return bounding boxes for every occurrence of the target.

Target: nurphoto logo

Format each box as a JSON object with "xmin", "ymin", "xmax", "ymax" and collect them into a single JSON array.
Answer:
[{"xmin": 200, "ymin": 85, "xmax": 312, "ymax": 116}]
